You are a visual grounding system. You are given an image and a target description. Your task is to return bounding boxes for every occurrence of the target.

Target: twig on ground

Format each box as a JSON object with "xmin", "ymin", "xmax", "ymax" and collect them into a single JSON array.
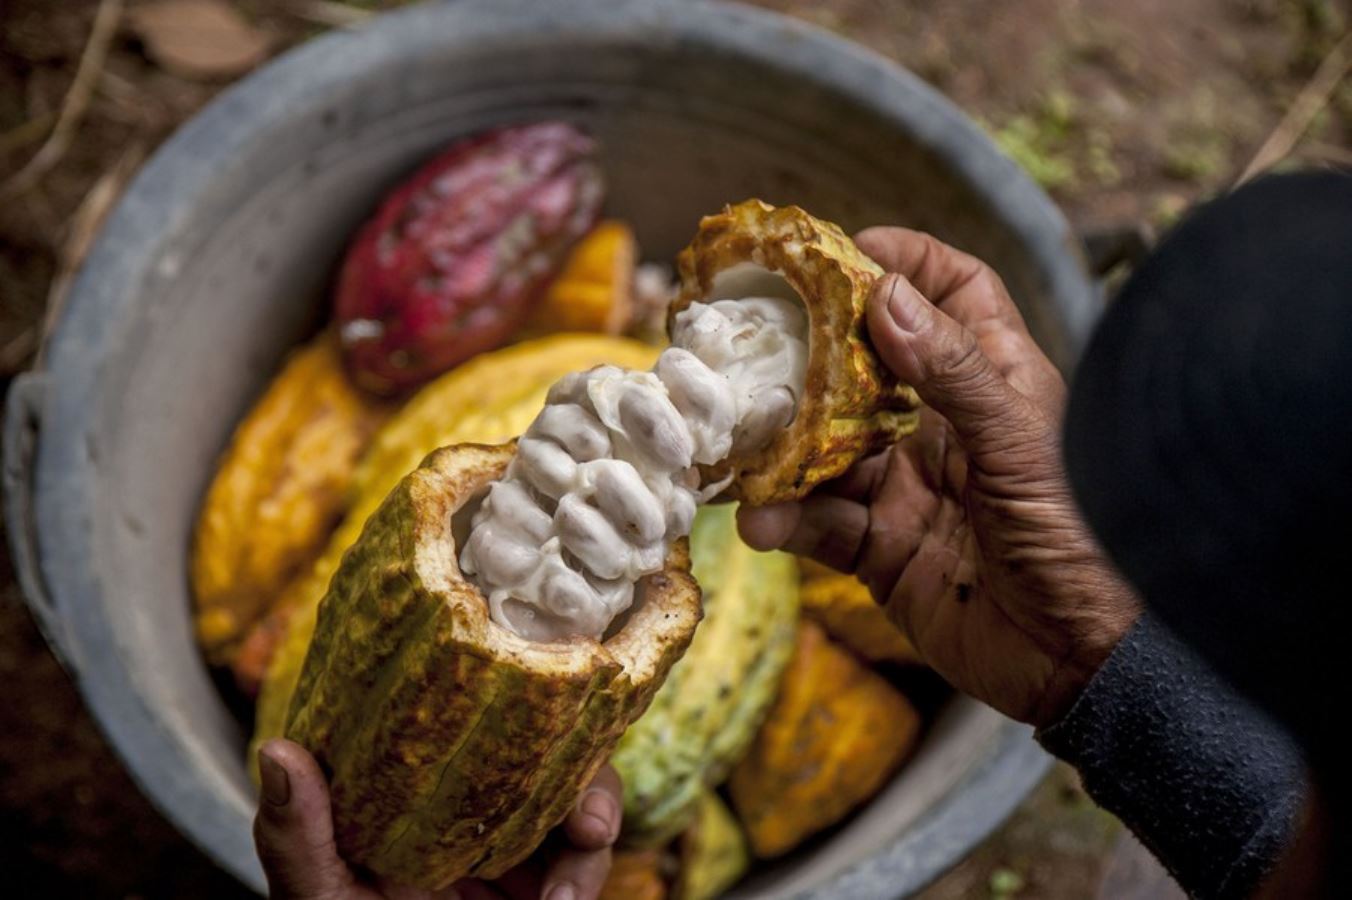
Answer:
[
  {"xmin": 93, "ymin": 71, "xmax": 151, "ymax": 125},
  {"xmin": 285, "ymin": 0, "xmax": 374, "ymax": 29},
  {"xmin": 1301, "ymin": 140, "xmax": 1352, "ymax": 166},
  {"xmin": 1236, "ymin": 30, "xmax": 1351, "ymax": 185},
  {"xmin": 1, "ymin": 0, "xmax": 124, "ymax": 198},
  {"xmin": 0, "ymin": 111, "xmax": 57, "ymax": 156}
]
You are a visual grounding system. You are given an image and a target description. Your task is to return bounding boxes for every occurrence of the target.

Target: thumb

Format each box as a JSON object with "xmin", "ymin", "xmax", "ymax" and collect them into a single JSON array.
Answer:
[
  {"xmin": 252, "ymin": 739, "xmax": 354, "ymax": 899},
  {"xmin": 867, "ymin": 273, "xmax": 1044, "ymax": 458}
]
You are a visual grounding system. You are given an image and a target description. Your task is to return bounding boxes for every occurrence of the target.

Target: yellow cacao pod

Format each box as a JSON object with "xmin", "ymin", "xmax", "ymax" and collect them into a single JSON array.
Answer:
[
  {"xmin": 528, "ymin": 220, "xmax": 636, "ymax": 335},
  {"xmin": 799, "ymin": 563, "xmax": 923, "ymax": 666},
  {"xmin": 191, "ymin": 332, "xmax": 387, "ymax": 665},
  {"xmin": 728, "ymin": 622, "xmax": 922, "ymax": 858},
  {"xmin": 601, "ymin": 849, "xmax": 671, "ymax": 900}
]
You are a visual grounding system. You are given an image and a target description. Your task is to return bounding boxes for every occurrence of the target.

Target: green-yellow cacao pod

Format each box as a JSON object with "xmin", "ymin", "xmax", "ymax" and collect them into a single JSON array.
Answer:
[
  {"xmin": 612, "ymin": 503, "xmax": 799, "ymax": 847},
  {"xmin": 675, "ymin": 790, "xmax": 750, "ymax": 900}
]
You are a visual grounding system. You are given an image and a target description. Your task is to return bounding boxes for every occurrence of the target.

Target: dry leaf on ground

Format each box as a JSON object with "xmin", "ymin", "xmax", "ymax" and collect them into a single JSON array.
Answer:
[{"xmin": 128, "ymin": 0, "xmax": 271, "ymax": 80}]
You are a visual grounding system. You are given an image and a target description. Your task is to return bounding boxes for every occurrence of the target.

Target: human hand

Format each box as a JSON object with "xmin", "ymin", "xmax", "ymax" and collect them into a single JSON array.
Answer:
[
  {"xmin": 253, "ymin": 739, "xmax": 621, "ymax": 900},
  {"xmin": 739, "ymin": 228, "xmax": 1139, "ymax": 726}
]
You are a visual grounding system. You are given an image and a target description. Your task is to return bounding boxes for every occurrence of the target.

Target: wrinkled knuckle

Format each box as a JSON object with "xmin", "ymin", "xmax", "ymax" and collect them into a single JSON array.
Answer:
[
  {"xmin": 931, "ymin": 331, "xmax": 987, "ymax": 390},
  {"xmin": 974, "ymin": 265, "xmax": 1013, "ymax": 305}
]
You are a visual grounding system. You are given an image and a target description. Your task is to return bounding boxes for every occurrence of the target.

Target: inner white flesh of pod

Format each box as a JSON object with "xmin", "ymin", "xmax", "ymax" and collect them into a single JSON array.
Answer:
[{"xmin": 459, "ymin": 262, "xmax": 809, "ymax": 642}]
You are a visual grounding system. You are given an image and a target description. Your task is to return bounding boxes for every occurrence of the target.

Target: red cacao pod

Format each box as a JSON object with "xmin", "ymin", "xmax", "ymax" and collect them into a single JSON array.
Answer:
[{"xmin": 335, "ymin": 122, "xmax": 605, "ymax": 395}]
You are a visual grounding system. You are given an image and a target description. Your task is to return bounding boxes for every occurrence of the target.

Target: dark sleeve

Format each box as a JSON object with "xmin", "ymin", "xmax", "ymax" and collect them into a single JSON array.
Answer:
[{"xmin": 1038, "ymin": 614, "xmax": 1305, "ymax": 899}]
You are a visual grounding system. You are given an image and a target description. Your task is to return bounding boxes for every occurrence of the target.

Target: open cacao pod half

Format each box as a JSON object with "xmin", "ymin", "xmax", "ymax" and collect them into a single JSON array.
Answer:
[
  {"xmin": 284, "ymin": 442, "xmax": 701, "ymax": 887},
  {"xmin": 672, "ymin": 199, "xmax": 922, "ymax": 504}
]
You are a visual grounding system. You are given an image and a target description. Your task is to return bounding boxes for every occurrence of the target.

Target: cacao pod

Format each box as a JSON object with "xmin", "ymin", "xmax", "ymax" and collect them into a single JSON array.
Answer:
[
  {"xmin": 675, "ymin": 790, "xmax": 750, "ymax": 900},
  {"xmin": 251, "ymin": 335, "xmax": 660, "ymax": 771},
  {"xmin": 601, "ymin": 850, "xmax": 671, "ymax": 900},
  {"xmin": 284, "ymin": 442, "xmax": 702, "ymax": 887},
  {"xmin": 612, "ymin": 503, "xmax": 799, "ymax": 848},
  {"xmin": 799, "ymin": 563, "xmax": 923, "ymax": 666},
  {"xmin": 191, "ymin": 332, "xmax": 387, "ymax": 665},
  {"xmin": 528, "ymin": 220, "xmax": 637, "ymax": 335},
  {"xmin": 231, "ymin": 576, "xmax": 305, "ymax": 696},
  {"xmin": 336, "ymin": 122, "xmax": 605, "ymax": 395},
  {"xmin": 797, "ymin": 556, "xmax": 836, "ymax": 581},
  {"xmin": 671, "ymin": 200, "xmax": 922, "ymax": 505},
  {"xmin": 728, "ymin": 622, "xmax": 922, "ymax": 858}
]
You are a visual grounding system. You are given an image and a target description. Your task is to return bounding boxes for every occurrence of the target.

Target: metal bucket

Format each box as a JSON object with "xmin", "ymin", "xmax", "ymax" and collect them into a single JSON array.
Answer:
[{"xmin": 3, "ymin": 0, "xmax": 1095, "ymax": 894}]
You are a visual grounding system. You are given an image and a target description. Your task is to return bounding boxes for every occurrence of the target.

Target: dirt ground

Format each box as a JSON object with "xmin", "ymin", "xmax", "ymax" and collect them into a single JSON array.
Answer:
[{"xmin": 1, "ymin": 1, "xmax": 1347, "ymax": 897}]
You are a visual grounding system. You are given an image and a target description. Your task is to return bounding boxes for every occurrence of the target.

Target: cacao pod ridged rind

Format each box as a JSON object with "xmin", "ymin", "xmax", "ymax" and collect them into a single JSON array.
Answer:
[
  {"xmin": 675, "ymin": 790, "xmax": 750, "ymax": 900},
  {"xmin": 285, "ymin": 442, "xmax": 702, "ymax": 888},
  {"xmin": 799, "ymin": 565, "xmax": 923, "ymax": 666},
  {"xmin": 527, "ymin": 220, "xmax": 636, "ymax": 335},
  {"xmin": 336, "ymin": 122, "xmax": 605, "ymax": 395},
  {"xmin": 191, "ymin": 332, "xmax": 387, "ymax": 665},
  {"xmin": 600, "ymin": 850, "xmax": 670, "ymax": 900},
  {"xmin": 672, "ymin": 199, "xmax": 921, "ymax": 504},
  {"xmin": 250, "ymin": 335, "xmax": 660, "ymax": 775},
  {"xmin": 728, "ymin": 622, "xmax": 922, "ymax": 859},
  {"xmin": 612, "ymin": 503, "xmax": 799, "ymax": 848}
]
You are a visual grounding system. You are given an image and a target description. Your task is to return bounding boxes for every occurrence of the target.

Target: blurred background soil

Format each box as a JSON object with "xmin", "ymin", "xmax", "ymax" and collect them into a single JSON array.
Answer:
[{"xmin": 2, "ymin": 1, "xmax": 1348, "ymax": 897}]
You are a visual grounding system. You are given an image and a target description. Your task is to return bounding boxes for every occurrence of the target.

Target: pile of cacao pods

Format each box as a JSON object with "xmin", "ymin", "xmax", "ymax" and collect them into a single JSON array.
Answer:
[{"xmin": 191, "ymin": 122, "xmax": 938, "ymax": 899}]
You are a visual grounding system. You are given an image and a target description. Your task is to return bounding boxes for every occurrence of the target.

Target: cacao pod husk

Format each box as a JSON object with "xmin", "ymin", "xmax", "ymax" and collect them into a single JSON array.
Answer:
[
  {"xmin": 799, "ymin": 562, "xmax": 923, "ymax": 666},
  {"xmin": 284, "ymin": 442, "xmax": 701, "ymax": 887},
  {"xmin": 674, "ymin": 790, "xmax": 750, "ymax": 900},
  {"xmin": 672, "ymin": 200, "xmax": 921, "ymax": 504},
  {"xmin": 728, "ymin": 622, "xmax": 922, "ymax": 858},
  {"xmin": 612, "ymin": 503, "xmax": 798, "ymax": 847},
  {"xmin": 336, "ymin": 122, "xmax": 605, "ymax": 395},
  {"xmin": 191, "ymin": 332, "xmax": 387, "ymax": 666}
]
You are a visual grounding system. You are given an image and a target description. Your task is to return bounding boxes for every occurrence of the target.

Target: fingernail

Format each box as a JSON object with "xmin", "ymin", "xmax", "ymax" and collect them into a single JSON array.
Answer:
[
  {"xmin": 580, "ymin": 788, "xmax": 619, "ymax": 842},
  {"xmin": 545, "ymin": 883, "xmax": 577, "ymax": 900},
  {"xmin": 885, "ymin": 276, "xmax": 927, "ymax": 333},
  {"xmin": 258, "ymin": 745, "xmax": 291, "ymax": 807}
]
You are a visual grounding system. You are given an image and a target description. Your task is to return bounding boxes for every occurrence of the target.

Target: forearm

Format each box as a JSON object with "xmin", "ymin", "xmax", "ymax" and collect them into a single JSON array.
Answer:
[{"xmin": 1038, "ymin": 613, "xmax": 1306, "ymax": 899}]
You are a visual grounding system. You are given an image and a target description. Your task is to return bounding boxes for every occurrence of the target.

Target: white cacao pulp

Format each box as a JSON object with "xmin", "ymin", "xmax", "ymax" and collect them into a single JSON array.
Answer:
[{"xmin": 460, "ymin": 272, "xmax": 808, "ymax": 641}]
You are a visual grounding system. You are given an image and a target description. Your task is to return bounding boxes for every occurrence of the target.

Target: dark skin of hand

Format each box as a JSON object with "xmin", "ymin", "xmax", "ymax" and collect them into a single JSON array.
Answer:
[
  {"xmin": 253, "ymin": 738, "xmax": 623, "ymax": 900},
  {"xmin": 740, "ymin": 228, "xmax": 1340, "ymax": 898},
  {"xmin": 738, "ymin": 227, "xmax": 1141, "ymax": 727}
]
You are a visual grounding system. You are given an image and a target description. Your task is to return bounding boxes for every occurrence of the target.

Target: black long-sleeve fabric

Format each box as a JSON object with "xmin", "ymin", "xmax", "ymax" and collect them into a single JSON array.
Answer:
[
  {"xmin": 1060, "ymin": 170, "xmax": 1352, "ymax": 893},
  {"xmin": 1038, "ymin": 613, "xmax": 1305, "ymax": 899}
]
